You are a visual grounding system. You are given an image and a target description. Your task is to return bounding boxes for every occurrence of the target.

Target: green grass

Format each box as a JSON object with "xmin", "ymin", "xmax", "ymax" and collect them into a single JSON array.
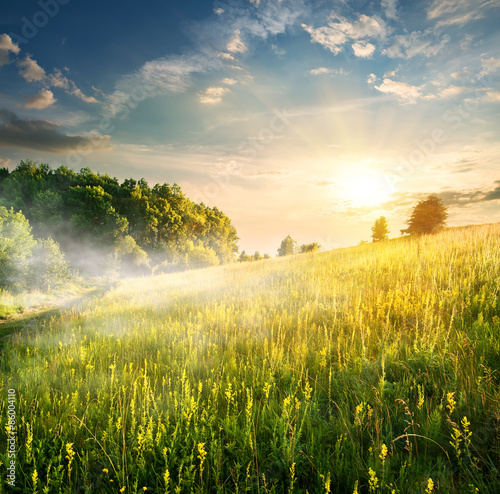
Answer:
[{"xmin": 1, "ymin": 224, "xmax": 500, "ymax": 493}]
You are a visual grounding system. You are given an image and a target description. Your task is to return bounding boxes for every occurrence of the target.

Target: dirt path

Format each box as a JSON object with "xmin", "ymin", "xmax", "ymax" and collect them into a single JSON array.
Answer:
[{"xmin": 0, "ymin": 283, "xmax": 114, "ymax": 343}]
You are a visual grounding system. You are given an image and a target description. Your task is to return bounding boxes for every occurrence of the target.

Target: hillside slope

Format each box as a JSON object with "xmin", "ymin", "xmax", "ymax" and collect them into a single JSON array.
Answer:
[{"xmin": 1, "ymin": 224, "xmax": 500, "ymax": 493}]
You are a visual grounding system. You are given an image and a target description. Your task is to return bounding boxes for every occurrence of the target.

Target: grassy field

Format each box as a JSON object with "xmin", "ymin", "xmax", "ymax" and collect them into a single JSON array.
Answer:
[{"xmin": 1, "ymin": 224, "xmax": 500, "ymax": 493}]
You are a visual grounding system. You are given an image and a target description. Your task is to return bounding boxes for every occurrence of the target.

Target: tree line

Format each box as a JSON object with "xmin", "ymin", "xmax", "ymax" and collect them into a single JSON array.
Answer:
[{"xmin": 0, "ymin": 160, "xmax": 239, "ymax": 289}]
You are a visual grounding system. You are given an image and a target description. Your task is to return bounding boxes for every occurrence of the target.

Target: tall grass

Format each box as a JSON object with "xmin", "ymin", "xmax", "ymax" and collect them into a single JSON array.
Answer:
[{"xmin": 1, "ymin": 224, "xmax": 499, "ymax": 493}]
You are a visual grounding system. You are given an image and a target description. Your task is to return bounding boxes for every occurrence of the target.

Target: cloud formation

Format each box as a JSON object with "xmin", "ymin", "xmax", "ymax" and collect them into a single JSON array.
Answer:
[
  {"xmin": 374, "ymin": 78, "xmax": 421, "ymax": 103},
  {"xmin": 198, "ymin": 86, "xmax": 230, "ymax": 104},
  {"xmin": 227, "ymin": 29, "xmax": 247, "ymax": 54},
  {"xmin": 382, "ymin": 30, "xmax": 449, "ymax": 59},
  {"xmin": 0, "ymin": 109, "xmax": 110, "ymax": 153},
  {"xmin": 427, "ymin": 0, "xmax": 497, "ymax": 27},
  {"xmin": 18, "ymin": 55, "xmax": 46, "ymax": 82},
  {"xmin": 0, "ymin": 34, "xmax": 20, "ymax": 67},
  {"xmin": 302, "ymin": 13, "xmax": 387, "ymax": 55},
  {"xmin": 24, "ymin": 88, "xmax": 56, "ymax": 109},
  {"xmin": 352, "ymin": 41, "xmax": 375, "ymax": 58}
]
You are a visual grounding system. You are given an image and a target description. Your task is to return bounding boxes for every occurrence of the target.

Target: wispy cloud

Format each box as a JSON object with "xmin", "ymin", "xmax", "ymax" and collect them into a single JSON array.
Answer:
[
  {"xmin": 427, "ymin": 0, "xmax": 498, "ymax": 27},
  {"xmin": 24, "ymin": 88, "xmax": 56, "ymax": 109},
  {"xmin": 479, "ymin": 57, "xmax": 500, "ymax": 77},
  {"xmin": 310, "ymin": 67, "xmax": 349, "ymax": 76},
  {"xmin": 382, "ymin": 30, "xmax": 449, "ymax": 59},
  {"xmin": 302, "ymin": 13, "xmax": 387, "ymax": 55},
  {"xmin": 374, "ymin": 78, "xmax": 421, "ymax": 103},
  {"xmin": 0, "ymin": 34, "xmax": 20, "ymax": 67},
  {"xmin": 381, "ymin": 0, "xmax": 399, "ymax": 20},
  {"xmin": 227, "ymin": 29, "xmax": 247, "ymax": 54}
]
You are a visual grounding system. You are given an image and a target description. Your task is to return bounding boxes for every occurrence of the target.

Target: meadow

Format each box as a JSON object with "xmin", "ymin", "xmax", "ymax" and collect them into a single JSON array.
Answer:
[{"xmin": 1, "ymin": 224, "xmax": 500, "ymax": 493}]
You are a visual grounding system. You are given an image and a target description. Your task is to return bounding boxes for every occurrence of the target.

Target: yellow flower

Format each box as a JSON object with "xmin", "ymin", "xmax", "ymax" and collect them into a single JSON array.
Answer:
[
  {"xmin": 425, "ymin": 477, "xmax": 434, "ymax": 494},
  {"xmin": 103, "ymin": 468, "xmax": 109, "ymax": 474},
  {"xmin": 380, "ymin": 443, "xmax": 388, "ymax": 463}
]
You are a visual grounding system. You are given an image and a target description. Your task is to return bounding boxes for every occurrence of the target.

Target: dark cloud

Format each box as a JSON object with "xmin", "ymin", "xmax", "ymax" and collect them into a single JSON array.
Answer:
[
  {"xmin": 0, "ymin": 109, "xmax": 109, "ymax": 154},
  {"xmin": 482, "ymin": 181, "xmax": 500, "ymax": 201}
]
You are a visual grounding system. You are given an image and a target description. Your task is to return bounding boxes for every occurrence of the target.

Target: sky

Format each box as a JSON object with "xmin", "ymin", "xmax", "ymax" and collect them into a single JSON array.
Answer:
[{"xmin": 0, "ymin": 0, "xmax": 499, "ymax": 254}]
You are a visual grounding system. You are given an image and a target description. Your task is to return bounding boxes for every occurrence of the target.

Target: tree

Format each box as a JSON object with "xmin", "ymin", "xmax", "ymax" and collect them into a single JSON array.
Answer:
[
  {"xmin": 300, "ymin": 242, "xmax": 321, "ymax": 253},
  {"xmin": 401, "ymin": 194, "xmax": 448, "ymax": 236},
  {"xmin": 277, "ymin": 235, "xmax": 296, "ymax": 257},
  {"xmin": 0, "ymin": 207, "xmax": 35, "ymax": 288},
  {"xmin": 371, "ymin": 216, "xmax": 389, "ymax": 242}
]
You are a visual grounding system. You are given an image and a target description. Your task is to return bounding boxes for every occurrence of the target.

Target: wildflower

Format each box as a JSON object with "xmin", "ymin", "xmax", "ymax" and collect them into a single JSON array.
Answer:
[
  {"xmin": 425, "ymin": 478, "xmax": 434, "ymax": 494},
  {"xmin": 380, "ymin": 443, "xmax": 388, "ymax": 463},
  {"xmin": 368, "ymin": 468, "xmax": 379, "ymax": 492},
  {"xmin": 103, "ymin": 468, "xmax": 109, "ymax": 474},
  {"xmin": 446, "ymin": 392, "xmax": 456, "ymax": 414}
]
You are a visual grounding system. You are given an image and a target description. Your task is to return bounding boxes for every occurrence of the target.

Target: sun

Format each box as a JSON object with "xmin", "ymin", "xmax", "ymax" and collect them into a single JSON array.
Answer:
[{"xmin": 337, "ymin": 167, "xmax": 391, "ymax": 208}]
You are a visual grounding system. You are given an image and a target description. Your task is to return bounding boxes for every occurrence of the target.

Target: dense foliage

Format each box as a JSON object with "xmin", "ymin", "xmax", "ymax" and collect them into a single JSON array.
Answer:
[
  {"xmin": 0, "ymin": 161, "xmax": 239, "ymax": 277},
  {"xmin": 0, "ymin": 206, "xmax": 72, "ymax": 291},
  {"xmin": 1, "ymin": 224, "xmax": 499, "ymax": 492},
  {"xmin": 401, "ymin": 194, "xmax": 448, "ymax": 236}
]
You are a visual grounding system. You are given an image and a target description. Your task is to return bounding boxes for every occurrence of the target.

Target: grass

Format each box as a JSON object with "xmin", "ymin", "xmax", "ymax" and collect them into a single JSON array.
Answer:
[{"xmin": 1, "ymin": 224, "xmax": 500, "ymax": 493}]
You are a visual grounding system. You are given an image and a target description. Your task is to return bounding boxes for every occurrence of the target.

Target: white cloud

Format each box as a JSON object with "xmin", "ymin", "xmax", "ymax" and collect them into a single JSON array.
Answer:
[
  {"xmin": 381, "ymin": 0, "xmax": 399, "ymax": 20},
  {"xmin": 227, "ymin": 29, "xmax": 247, "ymax": 54},
  {"xmin": 374, "ymin": 78, "xmax": 421, "ymax": 103},
  {"xmin": 221, "ymin": 78, "xmax": 237, "ymax": 85},
  {"xmin": 214, "ymin": 7, "xmax": 224, "ymax": 15},
  {"xmin": 352, "ymin": 42, "xmax": 375, "ymax": 58},
  {"xmin": 382, "ymin": 30, "xmax": 449, "ymax": 59},
  {"xmin": 302, "ymin": 13, "xmax": 387, "ymax": 55},
  {"xmin": 0, "ymin": 34, "xmax": 20, "ymax": 67},
  {"xmin": 24, "ymin": 88, "xmax": 56, "ymax": 109},
  {"xmin": 437, "ymin": 85, "xmax": 471, "ymax": 98},
  {"xmin": 367, "ymin": 73, "xmax": 378, "ymax": 84},
  {"xmin": 484, "ymin": 90, "xmax": 500, "ymax": 102},
  {"xmin": 218, "ymin": 52, "xmax": 236, "ymax": 61},
  {"xmin": 18, "ymin": 55, "xmax": 46, "ymax": 82},
  {"xmin": 198, "ymin": 86, "xmax": 230, "ymax": 104},
  {"xmin": 301, "ymin": 23, "xmax": 346, "ymax": 55},
  {"xmin": 310, "ymin": 67, "xmax": 349, "ymax": 76}
]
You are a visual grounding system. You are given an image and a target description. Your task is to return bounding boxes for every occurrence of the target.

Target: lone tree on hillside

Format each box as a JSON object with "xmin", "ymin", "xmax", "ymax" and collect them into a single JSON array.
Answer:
[
  {"xmin": 371, "ymin": 216, "xmax": 389, "ymax": 242},
  {"xmin": 277, "ymin": 235, "xmax": 296, "ymax": 256},
  {"xmin": 401, "ymin": 194, "xmax": 448, "ymax": 236}
]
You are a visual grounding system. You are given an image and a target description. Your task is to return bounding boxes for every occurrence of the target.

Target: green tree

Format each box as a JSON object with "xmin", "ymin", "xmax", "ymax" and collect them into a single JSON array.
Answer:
[
  {"xmin": 371, "ymin": 216, "xmax": 390, "ymax": 242},
  {"xmin": 401, "ymin": 195, "xmax": 448, "ymax": 236},
  {"xmin": 277, "ymin": 235, "xmax": 296, "ymax": 257},
  {"xmin": 27, "ymin": 238, "xmax": 73, "ymax": 291},
  {"xmin": 300, "ymin": 242, "xmax": 321, "ymax": 253},
  {"xmin": 0, "ymin": 207, "xmax": 36, "ymax": 288}
]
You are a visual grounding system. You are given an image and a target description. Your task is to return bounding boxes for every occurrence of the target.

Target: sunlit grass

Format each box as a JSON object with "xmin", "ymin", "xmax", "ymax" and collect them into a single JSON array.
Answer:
[{"xmin": 1, "ymin": 224, "xmax": 500, "ymax": 493}]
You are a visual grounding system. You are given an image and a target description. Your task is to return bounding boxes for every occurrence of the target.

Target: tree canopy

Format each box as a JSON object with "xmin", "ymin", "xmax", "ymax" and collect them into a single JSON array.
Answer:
[
  {"xmin": 401, "ymin": 194, "xmax": 448, "ymax": 236},
  {"xmin": 0, "ymin": 160, "xmax": 239, "ymax": 278}
]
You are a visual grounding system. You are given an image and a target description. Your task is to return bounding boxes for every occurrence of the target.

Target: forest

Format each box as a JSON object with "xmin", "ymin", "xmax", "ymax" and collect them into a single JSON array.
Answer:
[{"xmin": 0, "ymin": 160, "xmax": 239, "ymax": 290}]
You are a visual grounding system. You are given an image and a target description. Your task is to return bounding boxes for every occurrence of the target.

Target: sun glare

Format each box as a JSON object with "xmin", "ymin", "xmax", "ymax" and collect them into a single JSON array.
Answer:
[{"xmin": 337, "ymin": 168, "xmax": 391, "ymax": 208}]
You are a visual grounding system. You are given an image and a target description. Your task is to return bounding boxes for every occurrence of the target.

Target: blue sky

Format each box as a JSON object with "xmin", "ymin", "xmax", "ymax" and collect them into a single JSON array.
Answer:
[{"xmin": 1, "ymin": 0, "xmax": 500, "ymax": 254}]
